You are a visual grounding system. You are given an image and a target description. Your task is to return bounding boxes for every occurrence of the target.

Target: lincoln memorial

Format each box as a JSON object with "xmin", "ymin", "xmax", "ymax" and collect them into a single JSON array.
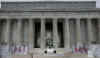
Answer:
[{"xmin": 0, "ymin": 1, "xmax": 100, "ymax": 58}]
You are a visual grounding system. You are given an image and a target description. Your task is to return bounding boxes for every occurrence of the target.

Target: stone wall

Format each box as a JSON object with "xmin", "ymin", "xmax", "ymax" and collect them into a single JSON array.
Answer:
[{"xmin": 1, "ymin": 1, "xmax": 96, "ymax": 10}]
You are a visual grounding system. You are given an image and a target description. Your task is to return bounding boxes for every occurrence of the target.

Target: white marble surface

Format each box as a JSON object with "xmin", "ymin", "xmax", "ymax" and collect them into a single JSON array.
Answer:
[{"xmin": 0, "ymin": 0, "xmax": 98, "ymax": 8}]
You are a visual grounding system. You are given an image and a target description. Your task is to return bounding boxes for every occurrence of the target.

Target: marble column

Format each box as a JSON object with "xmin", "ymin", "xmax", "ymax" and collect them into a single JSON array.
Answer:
[
  {"xmin": 53, "ymin": 19, "xmax": 59, "ymax": 48},
  {"xmin": 64, "ymin": 19, "xmax": 70, "ymax": 48},
  {"xmin": 12, "ymin": 20, "xmax": 17, "ymax": 44},
  {"xmin": 16, "ymin": 19, "xmax": 22, "ymax": 45},
  {"xmin": 4, "ymin": 19, "xmax": 10, "ymax": 44},
  {"xmin": 40, "ymin": 19, "xmax": 45, "ymax": 49},
  {"xmin": 2, "ymin": 19, "xmax": 11, "ymax": 58},
  {"xmin": 87, "ymin": 19, "xmax": 93, "ymax": 45},
  {"xmin": 98, "ymin": 19, "xmax": 100, "ymax": 43},
  {"xmin": 29, "ymin": 19, "xmax": 34, "ymax": 50},
  {"xmin": 24, "ymin": 20, "xmax": 29, "ymax": 45},
  {"xmin": 76, "ymin": 19, "xmax": 82, "ymax": 45}
]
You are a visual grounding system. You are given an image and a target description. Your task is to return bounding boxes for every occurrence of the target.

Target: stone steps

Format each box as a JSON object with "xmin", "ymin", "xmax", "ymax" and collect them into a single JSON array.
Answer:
[{"xmin": 11, "ymin": 54, "xmax": 89, "ymax": 58}]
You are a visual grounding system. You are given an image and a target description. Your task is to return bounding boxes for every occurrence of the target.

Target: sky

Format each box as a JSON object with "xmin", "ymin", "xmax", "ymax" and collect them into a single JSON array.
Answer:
[
  {"xmin": 0, "ymin": 0, "xmax": 100, "ymax": 8},
  {"xmin": 0, "ymin": 0, "xmax": 96, "ymax": 2},
  {"xmin": 96, "ymin": 0, "xmax": 100, "ymax": 8}
]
